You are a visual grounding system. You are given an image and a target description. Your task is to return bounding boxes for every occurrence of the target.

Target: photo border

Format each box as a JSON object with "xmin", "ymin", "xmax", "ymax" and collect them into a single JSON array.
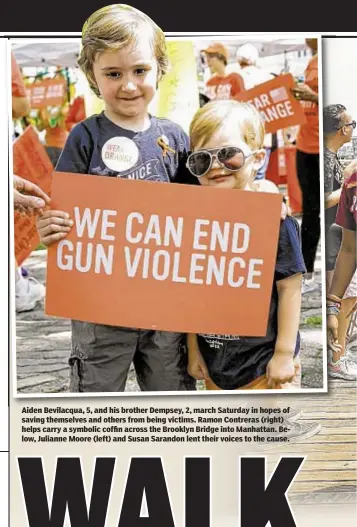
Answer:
[{"xmin": 7, "ymin": 33, "xmax": 327, "ymax": 399}]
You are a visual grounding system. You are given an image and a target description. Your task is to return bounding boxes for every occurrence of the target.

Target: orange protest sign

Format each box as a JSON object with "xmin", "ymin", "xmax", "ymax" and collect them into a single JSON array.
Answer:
[
  {"xmin": 235, "ymin": 74, "xmax": 306, "ymax": 134},
  {"xmin": 46, "ymin": 173, "xmax": 282, "ymax": 336},
  {"xmin": 26, "ymin": 78, "xmax": 67, "ymax": 109},
  {"xmin": 13, "ymin": 126, "xmax": 53, "ymax": 265}
]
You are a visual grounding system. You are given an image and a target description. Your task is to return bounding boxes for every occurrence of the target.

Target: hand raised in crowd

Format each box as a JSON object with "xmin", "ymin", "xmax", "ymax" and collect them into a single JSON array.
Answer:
[
  {"xmin": 266, "ymin": 351, "xmax": 296, "ymax": 388},
  {"xmin": 291, "ymin": 83, "xmax": 317, "ymax": 102},
  {"xmin": 36, "ymin": 210, "xmax": 73, "ymax": 246},
  {"xmin": 13, "ymin": 175, "xmax": 50, "ymax": 215},
  {"xmin": 343, "ymin": 159, "xmax": 357, "ymax": 180}
]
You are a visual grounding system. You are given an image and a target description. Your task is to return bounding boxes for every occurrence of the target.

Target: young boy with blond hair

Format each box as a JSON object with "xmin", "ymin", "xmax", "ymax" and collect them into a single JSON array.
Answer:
[{"xmin": 37, "ymin": 4, "xmax": 194, "ymax": 392}]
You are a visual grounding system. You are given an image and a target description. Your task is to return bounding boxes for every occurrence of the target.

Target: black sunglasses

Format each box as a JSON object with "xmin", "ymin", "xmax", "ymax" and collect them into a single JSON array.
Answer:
[
  {"xmin": 186, "ymin": 146, "xmax": 256, "ymax": 178},
  {"xmin": 339, "ymin": 120, "xmax": 356, "ymax": 130}
]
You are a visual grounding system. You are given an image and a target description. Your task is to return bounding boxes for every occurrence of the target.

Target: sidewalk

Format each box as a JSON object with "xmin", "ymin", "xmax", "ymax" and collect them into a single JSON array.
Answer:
[{"xmin": 15, "ymin": 248, "xmax": 324, "ymax": 394}]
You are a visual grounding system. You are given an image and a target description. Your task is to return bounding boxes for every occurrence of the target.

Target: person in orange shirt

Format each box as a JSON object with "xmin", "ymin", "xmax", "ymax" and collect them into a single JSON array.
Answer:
[
  {"xmin": 65, "ymin": 95, "xmax": 86, "ymax": 130},
  {"xmin": 291, "ymin": 39, "xmax": 320, "ymax": 294},
  {"xmin": 202, "ymin": 43, "xmax": 244, "ymax": 101},
  {"xmin": 40, "ymin": 95, "xmax": 86, "ymax": 167},
  {"xmin": 43, "ymin": 118, "xmax": 69, "ymax": 166},
  {"xmin": 37, "ymin": 102, "xmax": 69, "ymax": 168}
]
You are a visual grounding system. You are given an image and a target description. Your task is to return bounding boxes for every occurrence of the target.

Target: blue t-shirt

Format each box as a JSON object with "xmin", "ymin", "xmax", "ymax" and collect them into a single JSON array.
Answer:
[
  {"xmin": 56, "ymin": 111, "xmax": 189, "ymax": 182},
  {"xmin": 197, "ymin": 216, "xmax": 306, "ymax": 389}
]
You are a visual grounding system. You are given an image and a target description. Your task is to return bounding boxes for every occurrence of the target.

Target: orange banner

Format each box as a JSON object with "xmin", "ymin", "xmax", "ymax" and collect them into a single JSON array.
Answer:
[
  {"xmin": 46, "ymin": 173, "xmax": 282, "ymax": 335},
  {"xmin": 235, "ymin": 73, "xmax": 307, "ymax": 134},
  {"xmin": 13, "ymin": 127, "xmax": 53, "ymax": 265},
  {"xmin": 26, "ymin": 78, "xmax": 67, "ymax": 109}
]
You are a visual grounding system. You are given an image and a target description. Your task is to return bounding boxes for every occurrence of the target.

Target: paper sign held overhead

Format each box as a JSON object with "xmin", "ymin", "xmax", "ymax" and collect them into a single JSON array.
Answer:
[
  {"xmin": 26, "ymin": 78, "xmax": 67, "ymax": 109},
  {"xmin": 235, "ymin": 74, "xmax": 307, "ymax": 134}
]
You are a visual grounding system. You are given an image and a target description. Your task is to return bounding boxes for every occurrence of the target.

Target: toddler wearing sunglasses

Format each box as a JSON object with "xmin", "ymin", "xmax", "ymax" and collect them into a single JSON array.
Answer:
[{"xmin": 186, "ymin": 100, "xmax": 306, "ymax": 390}]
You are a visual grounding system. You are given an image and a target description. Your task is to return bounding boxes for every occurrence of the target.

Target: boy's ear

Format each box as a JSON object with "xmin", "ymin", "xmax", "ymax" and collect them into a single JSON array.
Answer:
[{"xmin": 252, "ymin": 149, "xmax": 266, "ymax": 171}]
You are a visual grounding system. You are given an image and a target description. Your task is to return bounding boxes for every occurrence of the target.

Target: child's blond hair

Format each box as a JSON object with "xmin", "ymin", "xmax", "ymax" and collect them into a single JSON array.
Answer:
[
  {"xmin": 190, "ymin": 100, "xmax": 265, "ymax": 151},
  {"xmin": 78, "ymin": 4, "xmax": 169, "ymax": 97}
]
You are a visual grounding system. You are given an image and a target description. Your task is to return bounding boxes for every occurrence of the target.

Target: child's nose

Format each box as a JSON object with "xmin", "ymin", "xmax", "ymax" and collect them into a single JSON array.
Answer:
[
  {"xmin": 211, "ymin": 154, "xmax": 220, "ymax": 168},
  {"xmin": 121, "ymin": 79, "xmax": 137, "ymax": 92}
]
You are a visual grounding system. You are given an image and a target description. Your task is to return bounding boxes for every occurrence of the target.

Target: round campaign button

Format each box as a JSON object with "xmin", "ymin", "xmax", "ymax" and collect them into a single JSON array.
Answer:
[{"xmin": 101, "ymin": 136, "xmax": 139, "ymax": 172}]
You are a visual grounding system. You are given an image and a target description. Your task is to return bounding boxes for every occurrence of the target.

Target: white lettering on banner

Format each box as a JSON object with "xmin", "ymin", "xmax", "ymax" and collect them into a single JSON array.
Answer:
[
  {"xmin": 190, "ymin": 254, "xmax": 205, "ymax": 284},
  {"xmin": 144, "ymin": 215, "xmax": 162, "ymax": 244},
  {"xmin": 74, "ymin": 207, "xmax": 101, "ymax": 239},
  {"xmin": 193, "ymin": 220, "xmax": 250, "ymax": 253},
  {"xmin": 57, "ymin": 240, "xmax": 73, "ymax": 270},
  {"xmin": 57, "ymin": 240, "xmax": 114, "ymax": 274},
  {"xmin": 152, "ymin": 250, "xmax": 171, "ymax": 280},
  {"xmin": 125, "ymin": 213, "xmax": 184, "ymax": 247},
  {"xmin": 172, "ymin": 252, "xmax": 187, "ymax": 283},
  {"xmin": 101, "ymin": 210, "xmax": 117, "ymax": 241},
  {"xmin": 56, "ymin": 207, "xmax": 117, "ymax": 275},
  {"xmin": 247, "ymin": 95, "xmax": 294, "ymax": 124},
  {"xmin": 193, "ymin": 219, "xmax": 210, "ymax": 250},
  {"xmin": 247, "ymin": 259, "xmax": 263, "ymax": 288},
  {"xmin": 126, "ymin": 213, "xmax": 144, "ymax": 243},
  {"xmin": 123, "ymin": 248, "xmax": 264, "ymax": 289},
  {"xmin": 56, "ymin": 209, "xmax": 264, "ymax": 288},
  {"xmin": 125, "ymin": 247, "xmax": 143, "ymax": 277},
  {"xmin": 206, "ymin": 256, "xmax": 226, "ymax": 286},
  {"xmin": 248, "ymin": 93, "xmax": 270, "ymax": 109},
  {"xmin": 227, "ymin": 257, "xmax": 245, "ymax": 287}
]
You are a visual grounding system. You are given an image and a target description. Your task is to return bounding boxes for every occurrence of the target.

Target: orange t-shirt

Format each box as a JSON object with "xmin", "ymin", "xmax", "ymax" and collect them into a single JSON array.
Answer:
[
  {"xmin": 296, "ymin": 55, "xmax": 319, "ymax": 154},
  {"xmin": 45, "ymin": 126, "xmax": 68, "ymax": 149},
  {"xmin": 65, "ymin": 96, "xmax": 86, "ymax": 131},
  {"xmin": 11, "ymin": 52, "xmax": 26, "ymax": 97},
  {"xmin": 205, "ymin": 73, "xmax": 245, "ymax": 101}
]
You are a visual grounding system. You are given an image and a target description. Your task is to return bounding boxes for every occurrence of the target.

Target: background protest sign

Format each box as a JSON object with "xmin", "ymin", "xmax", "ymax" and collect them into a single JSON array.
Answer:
[
  {"xmin": 25, "ymin": 78, "xmax": 67, "ymax": 109},
  {"xmin": 13, "ymin": 126, "xmax": 53, "ymax": 265},
  {"xmin": 46, "ymin": 173, "xmax": 282, "ymax": 335},
  {"xmin": 235, "ymin": 73, "xmax": 306, "ymax": 134}
]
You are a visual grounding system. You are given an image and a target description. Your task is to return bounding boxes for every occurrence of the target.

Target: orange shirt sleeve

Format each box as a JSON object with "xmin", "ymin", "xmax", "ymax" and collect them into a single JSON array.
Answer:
[
  {"xmin": 65, "ymin": 96, "xmax": 86, "ymax": 131},
  {"xmin": 230, "ymin": 73, "xmax": 245, "ymax": 97},
  {"xmin": 11, "ymin": 52, "xmax": 27, "ymax": 98}
]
